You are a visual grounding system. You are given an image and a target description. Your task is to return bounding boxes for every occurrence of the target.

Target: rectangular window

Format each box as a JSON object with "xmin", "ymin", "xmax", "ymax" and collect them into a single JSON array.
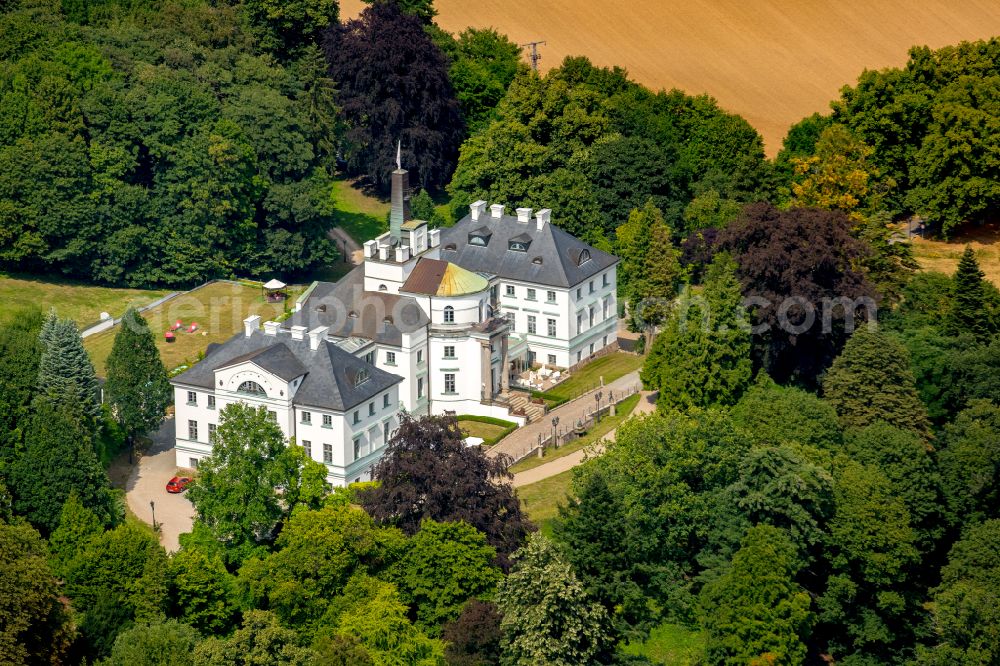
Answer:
[
  {"xmin": 268, "ymin": 410, "xmax": 277, "ymax": 422},
  {"xmin": 208, "ymin": 423, "xmax": 216, "ymax": 443},
  {"xmin": 189, "ymin": 457, "xmax": 199, "ymax": 469},
  {"xmin": 353, "ymin": 410, "xmax": 360, "ymax": 424},
  {"xmin": 383, "ymin": 393, "xmax": 390, "ymax": 409},
  {"xmin": 188, "ymin": 420, "xmax": 198, "ymax": 441},
  {"xmin": 323, "ymin": 443, "xmax": 332, "ymax": 464},
  {"xmin": 577, "ymin": 312, "xmax": 584, "ymax": 332},
  {"xmin": 547, "ymin": 318, "xmax": 556, "ymax": 337},
  {"xmin": 322, "ymin": 414, "xmax": 332, "ymax": 428},
  {"xmin": 603, "ymin": 335, "xmax": 608, "ymax": 348},
  {"xmin": 186, "ymin": 391, "xmax": 197, "ymax": 406},
  {"xmin": 546, "ymin": 290, "xmax": 556, "ymax": 303},
  {"xmin": 444, "ymin": 373, "xmax": 456, "ymax": 394},
  {"xmin": 590, "ymin": 343, "xmax": 595, "ymax": 355},
  {"xmin": 526, "ymin": 288, "xmax": 536, "ymax": 301},
  {"xmin": 443, "ymin": 307, "xmax": 455, "ymax": 323},
  {"xmin": 444, "ymin": 345, "xmax": 455, "ymax": 359},
  {"xmin": 383, "ymin": 420, "xmax": 391, "ymax": 444},
  {"xmin": 301, "ymin": 411, "xmax": 311, "ymax": 425},
  {"xmin": 417, "ymin": 350, "xmax": 424, "ymax": 364},
  {"xmin": 603, "ymin": 297, "xmax": 610, "ymax": 319},
  {"xmin": 505, "ymin": 285, "xmax": 515, "ymax": 296},
  {"xmin": 353, "ymin": 438, "xmax": 361, "ymax": 461},
  {"xmin": 603, "ymin": 273, "xmax": 609, "ymax": 287},
  {"xmin": 527, "ymin": 315, "xmax": 536, "ymax": 335},
  {"xmin": 207, "ymin": 395, "xmax": 216, "ymax": 410},
  {"xmin": 417, "ymin": 377, "xmax": 424, "ymax": 398},
  {"xmin": 589, "ymin": 306, "xmax": 595, "ymax": 327},
  {"xmin": 368, "ymin": 402, "xmax": 375, "ymax": 416},
  {"xmin": 576, "ymin": 287, "xmax": 582, "ymax": 299},
  {"xmin": 577, "ymin": 351, "xmax": 582, "ymax": 363},
  {"xmin": 302, "ymin": 440, "xmax": 311, "ymax": 459},
  {"xmin": 385, "ymin": 351, "xmax": 396, "ymax": 365},
  {"xmin": 548, "ymin": 354, "xmax": 556, "ymax": 365},
  {"xmin": 364, "ymin": 350, "xmax": 375, "ymax": 365},
  {"xmin": 589, "ymin": 280, "xmax": 595, "ymax": 294}
]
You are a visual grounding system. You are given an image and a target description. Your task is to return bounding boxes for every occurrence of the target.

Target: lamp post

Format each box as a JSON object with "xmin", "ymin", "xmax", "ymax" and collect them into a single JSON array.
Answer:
[
  {"xmin": 595, "ymin": 391, "xmax": 603, "ymax": 424},
  {"xmin": 149, "ymin": 500, "xmax": 157, "ymax": 531},
  {"xmin": 551, "ymin": 415, "xmax": 559, "ymax": 448}
]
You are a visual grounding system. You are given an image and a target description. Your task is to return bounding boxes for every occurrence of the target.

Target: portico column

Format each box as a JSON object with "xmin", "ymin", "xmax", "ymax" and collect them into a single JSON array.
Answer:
[{"xmin": 500, "ymin": 334, "xmax": 510, "ymax": 392}]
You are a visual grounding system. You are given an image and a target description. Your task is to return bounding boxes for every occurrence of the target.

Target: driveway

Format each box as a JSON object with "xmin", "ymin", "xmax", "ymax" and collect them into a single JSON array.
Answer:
[{"xmin": 125, "ymin": 417, "xmax": 194, "ymax": 553}]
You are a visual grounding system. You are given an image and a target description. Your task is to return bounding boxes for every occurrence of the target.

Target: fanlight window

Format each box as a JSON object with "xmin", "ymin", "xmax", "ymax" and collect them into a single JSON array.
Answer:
[
  {"xmin": 354, "ymin": 369, "xmax": 370, "ymax": 387},
  {"xmin": 577, "ymin": 249, "xmax": 591, "ymax": 265},
  {"xmin": 469, "ymin": 234, "xmax": 489, "ymax": 246},
  {"xmin": 509, "ymin": 240, "xmax": 529, "ymax": 252},
  {"xmin": 237, "ymin": 381, "xmax": 266, "ymax": 396}
]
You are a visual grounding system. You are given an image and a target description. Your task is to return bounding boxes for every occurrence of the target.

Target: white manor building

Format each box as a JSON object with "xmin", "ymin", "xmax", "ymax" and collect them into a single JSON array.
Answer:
[{"xmin": 171, "ymin": 161, "xmax": 618, "ymax": 486}]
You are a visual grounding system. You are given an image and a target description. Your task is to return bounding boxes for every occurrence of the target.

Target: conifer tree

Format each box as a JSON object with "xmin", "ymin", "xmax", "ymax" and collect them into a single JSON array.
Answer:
[
  {"xmin": 36, "ymin": 311, "xmax": 100, "ymax": 424},
  {"xmin": 616, "ymin": 201, "xmax": 681, "ymax": 331},
  {"xmin": 105, "ymin": 308, "xmax": 171, "ymax": 446},
  {"xmin": 947, "ymin": 246, "xmax": 994, "ymax": 341},
  {"xmin": 48, "ymin": 492, "xmax": 103, "ymax": 577},
  {"xmin": 9, "ymin": 397, "xmax": 117, "ymax": 533},
  {"xmin": 642, "ymin": 254, "xmax": 752, "ymax": 411},
  {"xmin": 823, "ymin": 325, "xmax": 932, "ymax": 438}
]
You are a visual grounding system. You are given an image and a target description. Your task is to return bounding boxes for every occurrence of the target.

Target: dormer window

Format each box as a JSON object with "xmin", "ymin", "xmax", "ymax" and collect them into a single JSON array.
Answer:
[
  {"xmin": 444, "ymin": 243, "xmax": 457, "ymax": 251},
  {"xmin": 354, "ymin": 369, "xmax": 370, "ymax": 387},
  {"xmin": 469, "ymin": 227, "xmax": 492, "ymax": 246},
  {"xmin": 509, "ymin": 238, "xmax": 531, "ymax": 252},
  {"xmin": 237, "ymin": 381, "xmax": 266, "ymax": 396},
  {"xmin": 578, "ymin": 249, "xmax": 591, "ymax": 265},
  {"xmin": 532, "ymin": 257, "xmax": 543, "ymax": 265}
]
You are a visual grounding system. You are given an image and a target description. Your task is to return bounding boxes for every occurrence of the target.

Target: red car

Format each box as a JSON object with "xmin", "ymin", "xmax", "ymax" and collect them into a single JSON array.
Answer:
[{"xmin": 166, "ymin": 476, "xmax": 192, "ymax": 494}]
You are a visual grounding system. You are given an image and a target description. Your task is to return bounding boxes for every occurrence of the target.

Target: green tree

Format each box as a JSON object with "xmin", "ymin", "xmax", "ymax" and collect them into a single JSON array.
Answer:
[
  {"xmin": 947, "ymin": 246, "xmax": 994, "ymax": 341},
  {"xmin": 105, "ymin": 307, "xmax": 171, "ymax": 447},
  {"xmin": 642, "ymin": 254, "xmax": 752, "ymax": 411},
  {"xmin": 105, "ymin": 620, "xmax": 200, "ymax": 666},
  {"xmin": 168, "ymin": 548, "xmax": 238, "ymax": 635},
  {"xmin": 364, "ymin": 0, "xmax": 437, "ymax": 23},
  {"xmin": 48, "ymin": 491, "xmax": 103, "ymax": 577},
  {"xmin": 680, "ymin": 188, "xmax": 742, "ymax": 237},
  {"xmin": 195, "ymin": 610, "xmax": 316, "ymax": 665},
  {"xmin": 496, "ymin": 534, "xmax": 612, "ymax": 666},
  {"xmin": 243, "ymin": 0, "xmax": 339, "ymax": 58},
  {"xmin": 390, "ymin": 520, "xmax": 502, "ymax": 633},
  {"xmin": 729, "ymin": 374, "xmax": 843, "ymax": 452},
  {"xmin": 699, "ymin": 524, "xmax": 813, "ymax": 666},
  {"xmin": 0, "ymin": 520, "xmax": 75, "ymax": 665},
  {"xmin": 186, "ymin": 403, "xmax": 326, "ymax": 563},
  {"xmin": 917, "ymin": 520, "xmax": 1000, "ymax": 665},
  {"xmin": 0, "ymin": 308, "xmax": 42, "ymax": 457},
  {"xmin": 238, "ymin": 503, "xmax": 406, "ymax": 633},
  {"xmin": 616, "ymin": 200, "xmax": 681, "ymax": 329},
  {"xmin": 316, "ymin": 574, "xmax": 446, "ymax": 665},
  {"xmin": 9, "ymin": 396, "xmax": 117, "ymax": 532},
  {"xmin": 36, "ymin": 310, "xmax": 100, "ymax": 424},
  {"xmin": 822, "ymin": 325, "xmax": 931, "ymax": 438},
  {"xmin": 443, "ymin": 28, "xmax": 526, "ymax": 134},
  {"xmin": 937, "ymin": 400, "xmax": 1000, "ymax": 525},
  {"xmin": 442, "ymin": 599, "xmax": 502, "ymax": 666}
]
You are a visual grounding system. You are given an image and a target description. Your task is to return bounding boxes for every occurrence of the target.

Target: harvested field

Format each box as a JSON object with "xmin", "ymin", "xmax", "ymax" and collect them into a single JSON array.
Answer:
[
  {"xmin": 342, "ymin": 0, "xmax": 1000, "ymax": 154},
  {"xmin": 910, "ymin": 224, "xmax": 1000, "ymax": 286}
]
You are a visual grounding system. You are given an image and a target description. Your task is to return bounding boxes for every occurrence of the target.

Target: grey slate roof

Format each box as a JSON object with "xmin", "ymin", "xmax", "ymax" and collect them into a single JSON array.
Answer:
[
  {"xmin": 287, "ymin": 266, "xmax": 429, "ymax": 346},
  {"xmin": 439, "ymin": 212, "xmax": 618, "ymax": 288},
  {"xmin": 171, "ymin": 328, "xmax": 402, "ymax": 412}
]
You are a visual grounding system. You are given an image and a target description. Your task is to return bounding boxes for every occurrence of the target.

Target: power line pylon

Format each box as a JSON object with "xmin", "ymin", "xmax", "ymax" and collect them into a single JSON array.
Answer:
[{"xmin": 522, "ymin": 41, "xmax": 546, "ymax": 72}]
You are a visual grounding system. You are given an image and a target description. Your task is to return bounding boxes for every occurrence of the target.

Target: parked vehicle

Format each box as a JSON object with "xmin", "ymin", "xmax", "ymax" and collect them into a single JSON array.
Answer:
[{"xmin": 165, "ymin": 476, "xmax": 192, "ymax": 493}]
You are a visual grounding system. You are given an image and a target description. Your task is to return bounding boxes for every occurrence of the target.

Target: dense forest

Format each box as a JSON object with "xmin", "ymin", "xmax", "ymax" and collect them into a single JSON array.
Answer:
[{"xmin": 2, "ymin": 0, "xmax": 1000, "ymax": 664}]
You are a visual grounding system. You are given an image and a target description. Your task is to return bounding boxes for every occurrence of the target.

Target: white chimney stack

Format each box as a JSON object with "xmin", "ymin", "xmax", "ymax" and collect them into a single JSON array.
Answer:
[
  {"xmin": 395, "ymin": 246, "xmax": 411, "ymax": 262},
  {"xmin": 308, "ymin": 326, "xmax": 328, "ymax": 351},
  {"xmin": 490, "ymin": 204, "xmax": 505, "ymax": 219},
  {"xmin": 428, "ymin": 229, "xmax": 441, "ymax": 247},
  {"xmin": 290, "ymin": 325, "xmax": 307, "ymax": 341},
  {"xmin": 364, "ymin": 240, "xmax": 377, "ymax": 258},
  {"xmin": 470, "ymin": 200, "xmax": 487, "ymax": 221},
  {"xmin": 535, "ymin": 208, "xmax": 552, "ymax": 231},
  {"xmin": 263, "ymin": 321, "xmax": 281, "ymax": 336},
  {"xmin": 516, "ymin": 207, "xmax": 532, "ymax": 223},
  {"xmin": 378, "ymin": 245, "xmax": 388, "ymax": 261},
  {"xmin": 243, "ymin": 315, "xmax": 261, "ymax": 337}
]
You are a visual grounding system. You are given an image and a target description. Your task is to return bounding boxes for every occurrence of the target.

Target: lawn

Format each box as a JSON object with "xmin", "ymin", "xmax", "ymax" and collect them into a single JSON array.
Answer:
[
  {"xmin": 458, "ymin": 420, "xmax": 509, "ymax": 442},
  {"xmin": 510, "ymin": 392, "xmax": 641, "ymax": 474},
  {"xmin": 621, "ymin": 622, "xmax": 707, "ymax": 664},
  {"xmin": 85, "ymin": 281, "xmax": 302, "ymax": 376},
  {"xmin": 0, "ymin": 272, "xmax": 171, "ymax": 327},
  {"xmin": 544, "ymin": 352, "xmax": 645, "ymax": 402},
  {"xmin": 517, "ymin": 468, "xmax": 574, "ymax": 536},
  {"xmin": 332, "ymin": 177, "xmax": 388, "ymax": 245},
  {"xmin": 910, "ymin": 223, "xmax": 1000, "ymax": 286}
]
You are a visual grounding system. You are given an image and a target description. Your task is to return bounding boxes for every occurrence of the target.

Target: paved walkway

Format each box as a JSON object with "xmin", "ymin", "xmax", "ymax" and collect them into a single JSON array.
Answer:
[
  {"xmin": 328, "ymin": 227, "xmax": 363, "ymax": 265},
  {"xmin": 125, "ymin": 418, "xmax": 194, "ymax": 553},
  {"xmin": 488, "ymin": 371, "xmax": 643, "ymax": 463},
  {"xmin": 511, "ymin": 390, "xmax": 657, "ymax": 487}
]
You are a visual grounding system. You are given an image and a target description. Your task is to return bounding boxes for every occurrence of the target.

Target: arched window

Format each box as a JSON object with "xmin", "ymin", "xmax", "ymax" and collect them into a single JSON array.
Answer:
[
  {"xmin": 237, "ymin": 380, "xmax": 266, "ymax": 396},
  {"xmin": 443, "ymin": 306, "xmax": 455, "ymax": 323},
  {"xmin": 378, "ymin": 284, "xmax": 388, "ymax": 292}
]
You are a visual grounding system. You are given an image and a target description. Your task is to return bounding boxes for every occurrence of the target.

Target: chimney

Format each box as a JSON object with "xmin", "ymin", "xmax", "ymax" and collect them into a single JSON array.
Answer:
[
  {"xmin": 263, "ymin": 321, "xmax": 281, "ymax": 336},
  {"xmin": 428, "ymin": 229, "xmax": 441, "ymax": 247},
  {"xmin": 364, "ymin": 240, "xmax": 377, "ymax": 258},
  {"xmin": 243, "ymin": 315, "xmax": 261, "ymax": 337},
  {"xmin": 516, "ymin": 207, "xmax": 532, "ymax": 223},
  {"xmin": 470, "ymin": 200, "xmax": 487, "ymax": 221},
  {"xmin": 390, "ymin": 167, "xmax": 411, "ymax": 242},
  {"xmin": 395, "ymin": 246, "xmax": 411, "ymax": 263},
  {"xmin": 490, "ymin": 204, "xmax": 505, "ymax": 219},
  {"xmin": 290, "ymin": 325, "xmax": 307, "ymax": 341},
  {"xmin": 308, "ymin": 326, "xmax": 328, "ymax": 351},
  {"xmin": 378, "ymin": 245, "xmax": 389, "ymax": 261},
  {"xmin": 535, "ymin": 208, "xmax": 551, "ymax": 231}
]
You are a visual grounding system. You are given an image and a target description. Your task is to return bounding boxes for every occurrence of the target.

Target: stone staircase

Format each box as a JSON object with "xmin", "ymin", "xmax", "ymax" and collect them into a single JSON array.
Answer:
[{"xmin": 505, "ymin": 390, "xmax": 545, "ymax": 423}]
